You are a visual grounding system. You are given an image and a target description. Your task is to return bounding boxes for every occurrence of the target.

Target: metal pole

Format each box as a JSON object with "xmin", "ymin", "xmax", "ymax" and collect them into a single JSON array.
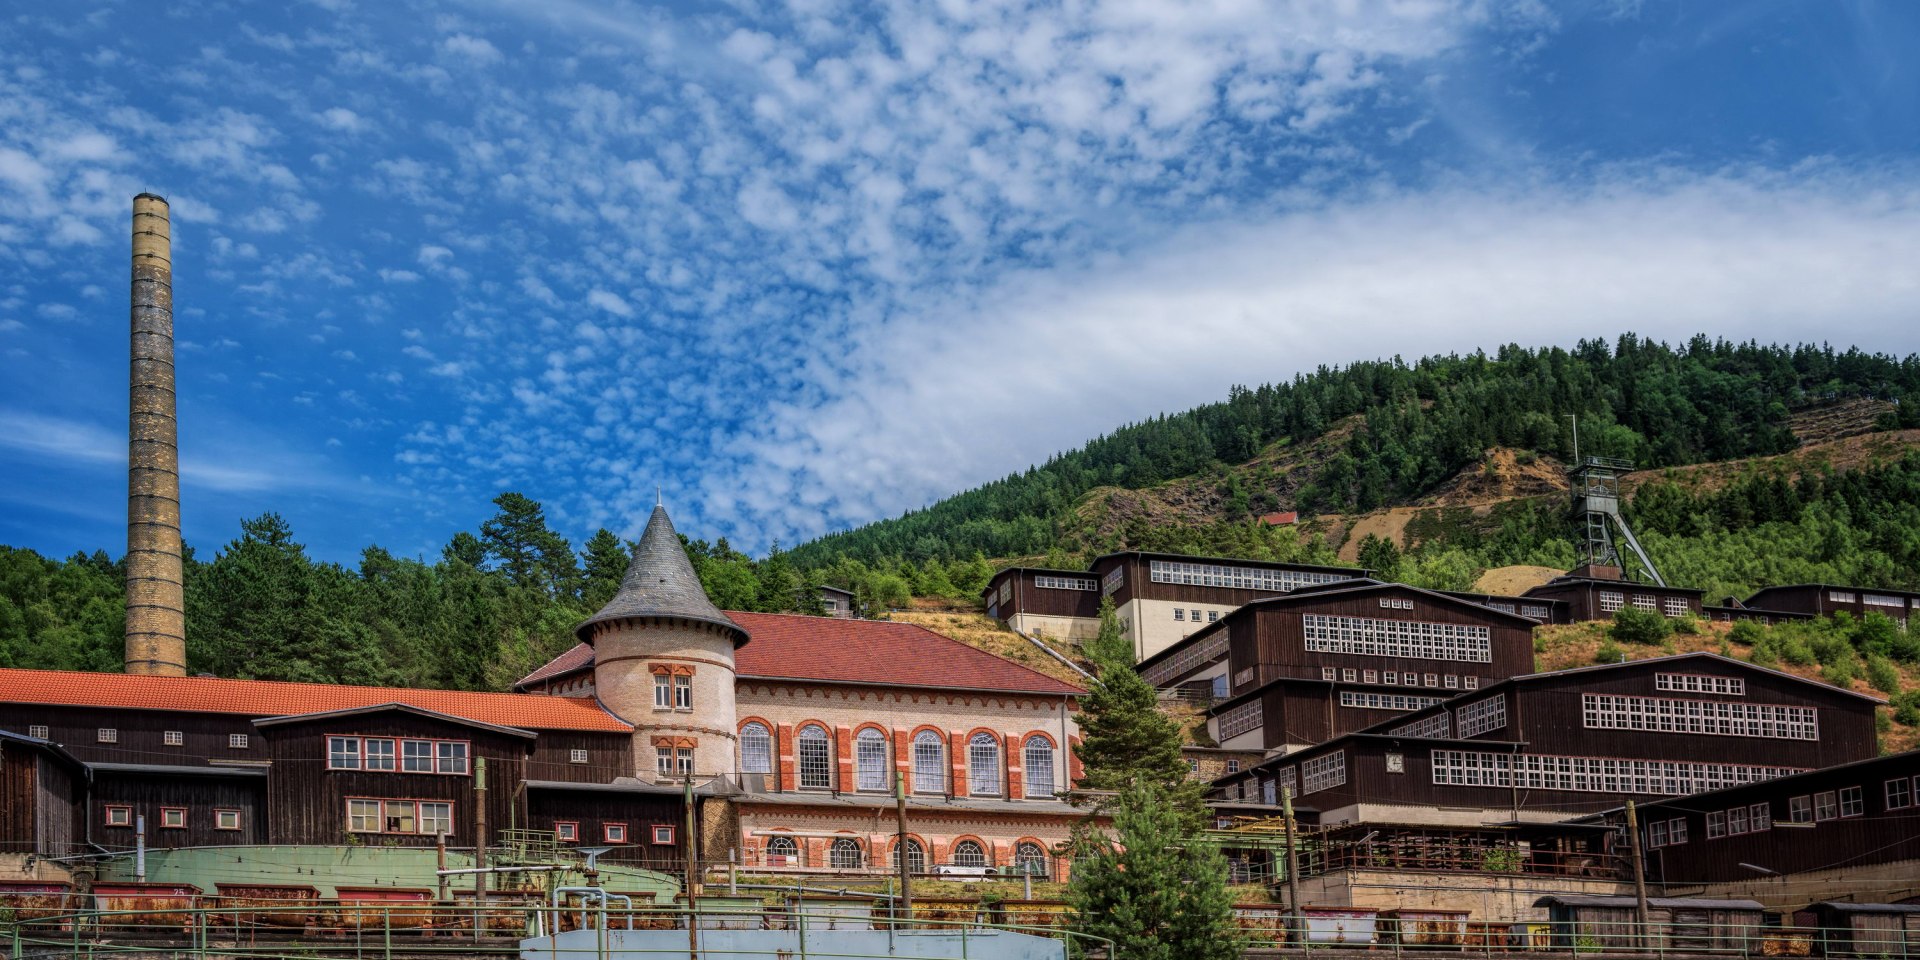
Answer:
[
  {"xmin": 475, "ymin": 757, "xmax": 489, "ymax": 900},
  {"xmin": 894, "ymin": 770, "xmax": 913, "ymax": 924},
  {"xmin": 1283, "ymin": 788, "xmax": 1303, "ymax": 947},
  {"xmin": 684, "ymin": 774, "xmax": 700, "ymax": 960},
  {"xmin": 135, "ymin": 815, "xmax": 147, "ymax": 881},
  {"xmin": 1625, "ymin": 800, "xmax": 1650, "ymax": 951},
  {"xmin": 437, "ymin": 832, "xmax": 449, "ymax": 902}
]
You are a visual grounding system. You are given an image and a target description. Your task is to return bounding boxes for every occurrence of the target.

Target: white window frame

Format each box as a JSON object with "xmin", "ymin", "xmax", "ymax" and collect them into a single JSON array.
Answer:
[
  {"xmin": 797, "ymin": 725, "xmax": 833, "ymax": 790},
  {"xmin": 855, "ymin": 729, "xmax": 890, "ymax": 792},
  {"xmin": 967, "ymin": 733, "xmax": 1002, "ymax": 796},
  {"xmin": 1301, "ymin": 751, "xmax": 1346, "ymax": 794},
  {"xmin": 911, "ymin": 731, "xmax": 945, "ymax": 794},
  {"xmin": 163, "ymin": 730, "xmax": 183, "ymax": 746},
  {"xmin": 739, "ymin": 723, "xmax": 773, "ymax": 775},
  {"xmin": 1300, "ymin": 614, "xmax": 1493, "ymax": 663},
  {"xmin": 1580, "ymin": 694, "xmax": 1817, "ymax": 740},
  {"xmin": 1023, "ymin": 737, "xmax": 1055, "ymax": 799},
  {"xmin": 229, "ymin": 734, "xmax": 249, "ymax": 749}
]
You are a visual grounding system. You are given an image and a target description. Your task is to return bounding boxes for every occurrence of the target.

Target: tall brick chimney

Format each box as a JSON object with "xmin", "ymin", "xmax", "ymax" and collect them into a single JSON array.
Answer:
[{"xmin": 125, "ymin": 193, "xmax": 187, "ymax": 677}]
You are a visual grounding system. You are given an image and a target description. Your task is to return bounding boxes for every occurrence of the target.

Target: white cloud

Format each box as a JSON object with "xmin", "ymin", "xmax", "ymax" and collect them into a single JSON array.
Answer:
[
  {"xmin": 319, "ymin": 107, "xmax": 366, "ymax": 132},
  {"xmin": 586, "ymin": 288, "xmax": 635, "ymax": 318},
  {"xmin": 440, "ymin": 33, "xmax": 503, "ymax": 65}
]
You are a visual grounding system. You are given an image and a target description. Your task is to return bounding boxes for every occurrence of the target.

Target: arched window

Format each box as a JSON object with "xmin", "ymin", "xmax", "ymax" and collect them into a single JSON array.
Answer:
[
  {"xmin": 967, "ymin": 733, "xmax": 1001, "ymax": 796},
  {"xmin": 894, "ymin": 838, "xmax": 926, "ymax": 874},
  {"xmin": 739, "ymin": 722, "xmax": 772, "ymax": 775},
  {"xmin": 1023, "ymin": 736, "xmax": 1055, "ymax": 798},
  {"xmin": 911, "ymin": 731, "xmax": 945, "ymax": 794},
  {"xmin": 1014, "ymin": 842, "xmax": 1050, "ymax": 879},
  {"xmin": 855, "ymin": 729, "xmax": 889, "ymax": 792},
  {"xmin": 766, "ymin": 835, "xmax": 802, "ymax": 866},
  {"xmin": 797, "ymin": 725, "xmax": 832, "ymax": 789},
  {"xmin": 830, "ymin": 837, "xmax": 863, "ymax": 869},
  {"xmin": 950, "ymin": 839, "xmax": 988, "ymax": 868}
]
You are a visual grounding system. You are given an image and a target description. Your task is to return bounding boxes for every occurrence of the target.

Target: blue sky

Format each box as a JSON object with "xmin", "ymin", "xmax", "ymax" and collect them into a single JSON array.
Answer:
[{"xmin": 4, "ymin": 0, "xmax": 1920, "ymax": 564}]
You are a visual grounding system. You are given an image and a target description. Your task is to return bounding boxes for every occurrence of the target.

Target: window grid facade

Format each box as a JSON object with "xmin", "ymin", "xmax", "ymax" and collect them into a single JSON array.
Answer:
[
  {"xmin": 950, "ymin": 840, "xmax": 989, "ymax": 868},
  {"xmin": 1387, "ymin": 713, "xmax": 1454, "ymax": 739},
  {"xmin": 1301, "ymin": 752, "xmax": 1346, "ymax": 794},
  {"xmin": 1633, "ymin": 595, "xmax": 1658, "ymax": 611},
  {"xmin": 163, "ymin": 730, "xmax": 183, "ymax": 746},
  {"xmin": 1655, "ymin": 674, "xmax": 1745, "ymax": 696},
  {"xmin": 1216, "ymin": 700, "xmax": 1263, "ymax": 739},
  {"xmin": 740, "ymin": 723, "xmax": 773, "ymax": 774},
  {"xmin": 1839, "ymin": 785, "xmax": 1864, "ymax": 817},
  {"xmin": 1301, "ymin": 614, "xmax": 1493, "ymax": 663},
  {"xmin": 797, "ymin": 726, "xmax": 833, "ymax": 789},
  {"xmin": 1663, "ymin": 597, "xmax": 1689, "ymax": 616},
  {"xmin": 1102, "ymin": 568, "xmax": 1124, "ymax": 595},
  {"xmin": 856, "ymin": 730, "xmax": 889, "ymax": 792},
  {"xmin": 968, "ymin": 733, "xmax": 1002, "ymax": 796},
  {"xmin": 1035, "ymin": 576, "xmax": 1098, "ymax": 591},
  {"xmin": 1455, "ymin": 695, "xmax": 1508, "ymax": 738},
  {"xmin": 1429, "ymin": 750, "xmax": 1804, "ymax": 795},
  {"xmin": 1600, "ymin": 592, "xmax": 1625, "ymax": 613},
  {"xmin": 1024, "ymin": 738, "xmax": 1055, "ymax": 798},
  {"xmin": 1865, "ymin": 593, "xmax": 1904, "ymax": 607},
  {"xmin": 1888, "ymin": 777, "xmax": 1915, "ymax": 810},
  {"xmin": 1150, "ymin": 560, "xmax": 1349, "ymax": 592},
  {"xmin": 1341, "ymin": 692, "xmax": 1447, "ymax": 712},
  {"xmin": 1581, "ymin": 694, "xmax": 1818, "ymax": 740},
  {"xmin": 912, "ymin": 732, "xmax": 945, "ymax": 794},
  {"xmin": 1141, "ymin": 633, "xmax": 1229, "ymax": 686}
]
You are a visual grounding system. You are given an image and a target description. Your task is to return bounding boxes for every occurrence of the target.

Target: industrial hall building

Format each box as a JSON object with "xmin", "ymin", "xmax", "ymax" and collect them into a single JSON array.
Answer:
[{"xmin": 1, "ymin": 504, "xmax": 1087, "ymax": 881}]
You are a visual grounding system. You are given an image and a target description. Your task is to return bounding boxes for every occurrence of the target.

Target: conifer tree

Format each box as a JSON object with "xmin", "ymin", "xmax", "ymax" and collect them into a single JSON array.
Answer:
[
  {"xmin": 1073, "ymin": 597, "xmax": 1208, "ymax": 827},
  {"xmin": 1069, "ymin": 780, "xmax": 1241, "ymax": 960}
]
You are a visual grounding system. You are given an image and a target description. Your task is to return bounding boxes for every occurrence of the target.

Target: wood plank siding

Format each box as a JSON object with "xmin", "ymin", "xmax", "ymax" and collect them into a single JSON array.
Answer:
[{"xmin": 90, "ymin": 768, "xmax": 266, "ymax": 848}]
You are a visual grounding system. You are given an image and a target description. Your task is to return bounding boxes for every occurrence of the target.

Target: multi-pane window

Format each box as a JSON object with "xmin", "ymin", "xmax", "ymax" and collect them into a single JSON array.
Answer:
[
  {"xmin": 1633, "ymin": 595, "xmax": 1658, "ymax": 611},
  {"xmin": 1521, "ymin": 604, "xmax": 1551, "ymax": 620},
  {"xmin": 1173, "ymin": 608, "xmax": 1185, "ymax": 622},
  {"xmin": 1582, "ymin": 695, "xmax": 1817, "ymax": 740},
  {"xmin": 1341, "ymin": 692, "xmax": 1446, "ymax": 712},
  {"xmin": 1014, "ymin": 842, "xmax": 1050, "ymax": 878},
  {"xmin": 1455, "ymin": 696, "xmax": 1508, "ymax": 738},
  {"xmin": 1379, "ymin": 598, "xmax": 1415, "ymax": 610},
  {"xmin": 163, "ymin": 730, "xmax": 183, "ymax": 746},
  {"xmin": 1749, "ymin": 802, "xmax": 1771, "ymax": 832},
  {"xmin": 28, "ymin": 725, "xmax": 48, "ymax": 739},
  {"xmin": 1464, "ymin": 676, "xmax": 1480, "ymax": 689},
  {"xmin": 1024, "ymin": 737, "xmax": 1056, "ymax": 798},
  {"xmin": 1321, "ymin": 667, "xmax": 1337, "ymax": 681},
  {"xmin": 1363, "ymin": 670, "xmax": 1378, "ymax": 683},
  {"xmin": 654, "ymin": 674, "xmax": 673, "ymax": 708},
  {"xmin": 364, "ymin": 739, "xmax": 396, "ymax": 770},
  {"xmin": 1839, "ymin": 785, "xmax": 1864, "ymax": 817},
  {"xmin": 1216, "ymin": 700, "xmax": 1263, "ymax": 739},
  {"xmin": 333, "ymin": 737, "xmax": 461, "ymax": 772},
  {"xmin": 403, "ymin": 740, "xmax": 435, "ymax": 772},
  {"xmin": 950, "ymin": 840, "xmax": 989, "ymax": 868},
  {"xmin": 1727, "ymin": 805, "xmax": 1749, "ymax": 835},
  {"xmin": 1102, "ymin": 568, "xmax": 1124, "ymax": 595},
  {"xmin": 98, "ymin": 728, "xmax": 117, "ymax": 743},
  {"xmin": 1301, "ymin": 752, "xmax": 1346, "ymax": 794},
  {"xmin": 856, "ymin": 729, "xmax": 889, "ymax": 791},
  {"xmin": 1656, "ymin": 674, "xmax": 1745, "ymax": 696},
  {"xmin": 1663, "ymin": 597, "xmax": 1689, "ymax": 616},
  {"xmin": 1226, "ymin": 760, "xmax": 1240, "ymax": 773},
  {"xmin": 1342, "ymin": 668, "xmax": 1357, "ymax": 682},
  {"xmin": 329, "ymin": 737, "xmax": 363, "ymax": 769},
  {"xmin": 1888, "ymin": 777, "xmax": 1915, "ymax": 809},
  {"xmin": 1189, "ymin": 609, "xmax": 1201, "ymax": 621},
  {"xmin": 1140, "ymin": 633, "xmax": 1228, "ymax": 686},
  {"xmin": 798, "ymin": 725, "xmax": 833, "ymax": 789},
  {"xmin": 740, "ymin": 723, "xmax": 773, "ymax": 774},
  {"xmin": 570, "ymin": 749, "xmax": 589, "ymax": 764},
  {"xmin": 419, "ymin": 802, "xmax": 452, "ymax": 837},
  {"xmin": 1865, "ymin": 593, "xmax": 1904, "ymax": 607},
  {"xmin": 1424, "ymin": 674, "xmax": 1439, "ymax": 687},
  {"xmin": 1207, "ymin": 611, "xmax": 1219, "ymax": 623},
  {"xmin": 1600, "ymin": 592, "xmax": 1625, "ymax": 613},
  {"xmin": 160, "ymin": 807, "xmax": 187, "ymax": 828},
  {"xmin": 656, "ymin": 746, "xmax": 693, "ymax": 777},
  {"xmin": 1301, "ymin": 614, "xmax": 1492, "ymax": 663},
  {"xmin": 229, "ymin": 734, "xmax": 249, "ymax": 749},
  {"xmin": 1150, "ymin": 560, "xmax": 1352, "ymax": 591},
  {"xmin": 1430, "ymin": 750, "xmax": 1802, "ymax": 795},
  {"xmin": 346, "ymin": 798, "xmax": 453, "ymax": 835},
  {"xmin": 895, "ymin": 838, "xmax": 926, "ymax": 874},
  {"xmin": 1706, "ymin": 811, "xmax": 1726, "ymax": 838},
  {"xmin": 1709, "ymin": 803, "xmax": 1770, "ymax": 839},
  {"xmin": 674, "ymin": 675, "xmax": 693, "ymax": 709},
  {"xmin": 968, "ymin": 733, "xmax": 1002, "ymax": 796},
  {"xmin": 1387, "ymin": 713, "xmax": 1453, "ymax": 739},
  {"xmin": 1789, "ymin": 795, "xmax": 1813, "ymax": 823},
  {"xmin": 436, "ymin": 741, "xmax": 469, "ymax": 774},
  {"xmin": 765, "ymin": 835, "xmax": 802, "ymax": 866},
  {"xmin": 830, "ymin": 838, "xmax": 863, "ymax": 869},
  {"xmin": 1034, "ymin": 576, "xmax": 1097, "ymax": 591},
  {"xmin": 1829, "ymin": 590, "xmax": 1856, "ymax": 603},
  {"xmin": 912, "ymin": 731, "xmax": 945, "ymax": 794},
  {"xmin": 1648, "ymin": 817, "xmax": 1689, "ymax": 848}
]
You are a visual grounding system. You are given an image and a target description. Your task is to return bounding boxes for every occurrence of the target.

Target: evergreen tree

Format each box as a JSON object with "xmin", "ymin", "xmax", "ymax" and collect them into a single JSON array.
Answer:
[
  {"xmin": 580, "ymin": 528, "xmax": 632, "ymax": 609},
  {"xmin": 479, "ymin": 492, "xmax": 578, "ymax": 597},
  {"xmin": 1069, "ymin": 780, "xmax": 1242, "ymax": 960},
  {"xmin": 1074, "ymin": 598, "xmax": 1207, "ymax": 826}
]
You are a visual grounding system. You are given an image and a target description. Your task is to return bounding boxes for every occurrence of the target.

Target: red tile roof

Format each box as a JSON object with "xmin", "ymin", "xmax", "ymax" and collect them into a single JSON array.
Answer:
[
  {"xmin": 517, "ymin": 612, "xmax": 1082, "ymax": 696},
  {"xmin": 0, "ymin": 667, "xmax": 631, "ymax": 733}
]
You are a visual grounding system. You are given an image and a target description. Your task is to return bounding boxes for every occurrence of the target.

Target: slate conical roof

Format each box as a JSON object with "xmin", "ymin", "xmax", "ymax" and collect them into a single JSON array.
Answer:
[{"xmin": 574, "ymin": 504, "xmax": 749, "ymax": 646}]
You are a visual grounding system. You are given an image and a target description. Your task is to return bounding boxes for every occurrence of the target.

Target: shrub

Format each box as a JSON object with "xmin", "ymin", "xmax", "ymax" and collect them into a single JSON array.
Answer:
[
  {"xmin": 1822, "ymin": 656, "xmax": 1858, "ymax": 688},
  {"xmin": 1595, "ymin": 639, "xmax": 1626, "ymax": 665},
  {"xmin": 1728, "ymin": 621, "xmax": 1765, "ymax": 647},
  {"xmin": 1672, "ymin": 614, "xmax": 1703, "ymax": 636},
  {"xmin": 1780, "ymin": 637, "xmax": 1817, "ymax": 667},
  {"xmin": 1890, "ymin": 628, "xmax": 1920, "ymax": 664},
  {"xmin": 1748, "ymin": 639, "xmax": 1780, "ymax": 668},
  {"xmin": 1853, "ymin": 612, "xmax": 1899, "ymax": 658},
  {"xmin": 1810, "ymin": 634, "xmax": 1853, "ymax": 667},
  {"xmin": 1865, "ymin": 655, "xmax": 1901, "ymax": 695},
  {"xmin": 1893, "ymin": 692, "xmax": 1920, "ymax": 727},
  {"xmin": 1609, "ymin": 608, "xmax": 1672, "ymax": 646}
]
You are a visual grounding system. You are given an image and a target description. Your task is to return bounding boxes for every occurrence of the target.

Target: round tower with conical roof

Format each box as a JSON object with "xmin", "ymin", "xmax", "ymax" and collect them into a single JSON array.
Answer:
[{"xmin": 576, "ymin": 504, "xmax": 748, "ymax": 781}]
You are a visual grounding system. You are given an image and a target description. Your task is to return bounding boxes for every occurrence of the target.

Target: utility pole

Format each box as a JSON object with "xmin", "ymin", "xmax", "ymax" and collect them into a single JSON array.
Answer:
[
  {"xmin": 895, "ymin": 771, "xmax": 913, "ymax": 922},
  {"xmin": 684, "ymin": 773, "xmax": 700, "ymax": 960},
  {"xmin": 1282, "ymin": 787, "xmax": 1303, "ymax": 946},
  {"xmin": 1625, "ymin": 800, "xmax": 1650, "ymax": 948},
  {"xmin": 474, "ymin": 758, "xmax": 489, "ymax": 899}
]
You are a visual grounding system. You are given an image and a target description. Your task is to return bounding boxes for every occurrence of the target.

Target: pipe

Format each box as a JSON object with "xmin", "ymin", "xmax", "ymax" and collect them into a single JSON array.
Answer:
[
  {"xmin": 135, "ymin": 815, "xmax": 146, "ymax": 881},
  {"xmin": 436, "ymin": 865, "xmax": 564, "ymax": 877}
]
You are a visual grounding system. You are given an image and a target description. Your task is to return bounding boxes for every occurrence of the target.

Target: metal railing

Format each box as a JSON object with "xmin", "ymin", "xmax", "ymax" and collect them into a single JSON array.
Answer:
[{"xmin": 1232, "ymin": 915, "xmax": 1914, "ymax": 958}]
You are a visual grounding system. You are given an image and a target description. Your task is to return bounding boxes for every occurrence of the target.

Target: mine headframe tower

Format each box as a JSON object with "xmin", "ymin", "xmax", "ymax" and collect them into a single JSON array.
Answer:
[{"xmin": 1568, "ymin": 456, "xmax": 1668, "ymax": 587}]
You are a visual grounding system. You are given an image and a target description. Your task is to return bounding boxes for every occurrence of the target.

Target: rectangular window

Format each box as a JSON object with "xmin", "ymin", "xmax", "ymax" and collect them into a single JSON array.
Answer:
[
  {"xmin": 1727, "ymin": 805, "xmax": 1749, "ymax": 835},
  {"xmin": 605, "ymin": 823, "xmax": 628, "ymax": 843},
  {"xmin": 1387, "ymin": 713, "xmax": 1453, "ymax": 739},
  {"xmin": 1034, "ymin": 576, "xmax": 1097, "ymax": 591},
  {"xmin": 654, "ymin": 673, "xmax": 672, "ymax": 708},
  {"xmin": 1789, "ymin": 795, "xmax": 1812, "ymax": 823},
  {"xmin": 1663, "ymin": 597, "xmax": 1689, "ymax": 616},
  {"xmin": 419, "ymin": 802, "xmax": 452, "ymax": 837},
  {"xmin": 555, "ymin": 821, "xmax": 579, "ymax": 842},
  {"xmin": 1656, "ymin": 674, "xmax": 1745, "ymax": 696},
  {"xmin": 1226, "ymin": 760, "xmax": 1240, "ymax": 773},
  {"xmin": 1633, "ymin": 595, "xmax": 1658, "ymax": 611},
  {"xmin": 1301, "ymin": 751, "xmax": 1346, "ymax": 794},
  {"xmin": 1829, "ymin": 590, "xmax": 1856, "ymax": 603},
  {"xmin": 329, "ymin": 737, "xmax": 363, "ymax": 770},
  {"xmin": 105, "ymin": 805, "xmax": 132, "ymax": 827},
  {"xmin": 570, "ymin": 749, "xmax": 590, "ymax": 764},
  {"xmin": 1599, "ymin": 592, "xmax": 1625, "ymax": 613},
  {"xmin": 1340, "ymin": 691, "xmax": 1447, "ymax": 712},
  {"xmin": 365, "ymin": 739, "xmax": 396, "ymax": 771},
  {"xmin": 214, "ymin": 809, "xmax": 242, "ymax": 831},
  {"xmin": 383, "ymin": 800, "xmax": 417, "ymax": 834},
  {"xmin": 1706, "ymin": 811, "xmax": 1726, "ymax": 838},
  {"xmin": 1668, "ymin": 818, "xmax": 1688, "ymax": 845},
  {"xmin": 1149, "ymin": 559, "xmax": 1349, "ymax": 592},
  {"xmin": 1190, "ymin": 609, "xmax": 1201, "ymax": 622},
  {"xmin": 1216, "ymin": 701, "xmax": 1263, "ymax": 739},
  {"xmin": 1428, "ymin": 750, "xmax": 1803, "ymax": 795},
  {"xmin": 1814, "ymin": 791, "xmax": 1838, "ymax": 821},
  {"xmin": 1341, "ymin": 668, "xmax": 1357, "ymax": 682},
  {"xmin": 229, "ymin": 734, "xmax": 249, "ymax": 749},
  {"xmin": 656, "ymin": 746, "xmax": 675, "ymax": 776},
  {"xmin": 1321, "ymin": 667, "xmax": 1337, "ymax": 681},
  {"xmin": 1424, "ymin": 673, "xmax": 1438, "ymax": 687},
  {"xmin": 163, "ymin": 730, "xmax": 183, "ymax": 746},
  {"xmin": 1173, "ymin": 608, "xmax": 1185, "ymax": 621},
  {"xmin": 98, "ymin": 728, "xmax": 117, "ymax": 743},
  {"xmin": 1838, "ymin": 785, "xmax": 1864, "ymax": 817},
  {"xmin": 436, "ymin": 741, "xmax": 469, "ymax": 775},
  {"xmin": 1864, "ymin": 593, "xmax": 1903, "ymax": 607},
  {"xmin": 1648, "ymin": 820, "xmax": 1668, "ymax": 848},
  {"xmin": 1889, "ymin": 778, "xmax": 1914, "ymax": 810},
  {"xmin": 1464, "ymin": 675, "xmax": 1479, "ymax": 690},
  {"xmin": 1579, "ymin": 694, "xmax": 1818, "ymax": 740},
  {"xmin": 1300, "ymin": 614, "xmax": 1494, "ymax": 663},
  {"xmin": 1455, "ymin": 695, "xmax": 1508, "ymax": 737},
  {"xmin": 651, "ymin": 824, "xmax": 675, "ymax": 845},
  {"xmin": 1521, "ymin": 604, "xmax": 1551, "ymax": 620},
  {"xmin": 160, "ymin": 807, "xmax": 187, "ymax": 829},
  {"xmin": 1383, "ymin": 671, "xmax": 1397, "ymax": 685},
  {"xmin": 1363, "ymin": 670, "xmax": 1378, "ymax": 684},
  {"xmin": 1444, "ymin": 674, "xmax": 1459, "ymax": 689},
  {"xmin": 348, "ymin": 799, "xmax": 382, "ymax": 833},
  {"xmin": 1208, "ymin": 611, "xmax": 1219, "ymax": 623},
  {"xmin": 27, "ymin": 724, "xmax": 48, "ymax": 739},
  {"xmin": 403, "ymin": 740, "xmax": 435, "ymax": 773},
  {"xmin": 1749, "ymin": 802, "xmax": 1771, "ymax": 832},
  {"xmin": 673, "ymin": 674, "xmax": 693, "ymax": 709}
]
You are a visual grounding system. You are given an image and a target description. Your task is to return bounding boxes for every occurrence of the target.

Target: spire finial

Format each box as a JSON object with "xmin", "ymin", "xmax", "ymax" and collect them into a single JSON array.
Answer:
[{"xmin": 657, "ymin": 486, "xmax": 663, "ymax": 507}]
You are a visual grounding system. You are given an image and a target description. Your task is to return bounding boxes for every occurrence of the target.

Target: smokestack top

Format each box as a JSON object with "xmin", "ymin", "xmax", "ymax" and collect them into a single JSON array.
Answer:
[{"xmin": 126, "ymin": 193, "xmax": 186, "ymax": 678}]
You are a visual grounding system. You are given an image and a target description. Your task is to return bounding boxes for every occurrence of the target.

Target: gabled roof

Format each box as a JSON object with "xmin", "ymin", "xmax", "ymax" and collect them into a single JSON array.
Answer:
[
  {"xmin": 517, "ymin": 612, "xmax": 1083, "ymax": 696},
  {"xmin": 1746, "ymin": 583, "xmax": 1920, "ymax": 600},
  {"xmin": 0, "ymin": 667, "xmax": 632, "ymax": 733},
  {"xmin": 252, "ymin": 702, "xmax": 538, "ymax": 739},
  {"xmin": 574, "ymin": 504, "xmax": 747, "ymax": 646},
  {"xmin": 979, "ymin": 566, "xmax": 1094, "ymax": 595},
  {"xmin": 0, "ymin": 728, "xmax": 86, "ymax": 773}
]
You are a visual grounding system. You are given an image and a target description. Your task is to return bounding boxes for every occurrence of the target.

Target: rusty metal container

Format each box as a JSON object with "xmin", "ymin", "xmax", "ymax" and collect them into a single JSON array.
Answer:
[
  {"xmin": 91, "ymin": 882, "xmax": 202, "ymax": 929},
  {"xmin": 0, "ymin": 880, "xmax": 79, "ymax": 927},
  {"xmin": 995, "ymin": 899, "xmax": 1073, "ymax": 936},
  {"xmin": 1232, "ymin": 903, "xmax": 1289, "ymax": 945},
  {"xmin": 211, "ymin": 883, "xmax": 321, "ymax": 928},
  {"xmin": 326, "ymin": 886, "xmax": 435, "ymax": 930},
  {"xmin": 1381, "ymin": 908, "xmax": 1470, "ymax": 946}
]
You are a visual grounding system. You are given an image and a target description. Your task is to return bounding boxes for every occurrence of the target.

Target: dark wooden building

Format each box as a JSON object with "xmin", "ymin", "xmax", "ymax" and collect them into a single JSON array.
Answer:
[
  {"xmin": 1211, "ymin": 653, "xmax": 1881, "ymax": 824},
  {"xmin": 1587, "ymin": 749, "xmax": 1920, "ymax": 887},
  {"xmin": 1742, "ymin": 584, "xmax": 1920, "ymax": 628},
  {"xmin": 0, "ymin": 730, "xmax": 84, "ymax": 858},
  {"xmin": 1152, "ymin": 581, "xmax": 1539, "ymax": 753},
  {"xmin": 1523, "ymin": 574, "xmax": 1705, "ymax": 622}
]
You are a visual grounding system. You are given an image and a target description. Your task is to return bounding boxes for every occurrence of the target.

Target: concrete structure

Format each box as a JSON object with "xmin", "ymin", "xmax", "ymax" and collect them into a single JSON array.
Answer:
[{"xmin": 125, "ymin": 193, "xmax": 186, "ymax": 677}]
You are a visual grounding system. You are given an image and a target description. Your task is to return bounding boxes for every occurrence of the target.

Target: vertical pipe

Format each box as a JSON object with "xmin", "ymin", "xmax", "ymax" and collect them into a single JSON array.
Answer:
[
  {"xmin": 1626, "ymin": 800, "xmax": 1650, "ymax": 951},
  {"xmin": 135, "ymin": 815, "xmax": 146, "ymax": 881},
  {"xmin": 894, "ymin": 771, "xmax": 912, "ymax": 923},
  {"xmin": 1283, "ymin": 789, "xmax": 1302, "ymax": 947},
  {"xmin": 126, "ymin": 193, "xmax": 186, "ymax": 677}
]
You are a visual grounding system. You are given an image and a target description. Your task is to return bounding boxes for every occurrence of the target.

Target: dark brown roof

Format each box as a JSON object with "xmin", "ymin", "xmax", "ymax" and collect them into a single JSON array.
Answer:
[{"xmin": 574, "ymin": 504, "xmax": 747, "ymax": 645}]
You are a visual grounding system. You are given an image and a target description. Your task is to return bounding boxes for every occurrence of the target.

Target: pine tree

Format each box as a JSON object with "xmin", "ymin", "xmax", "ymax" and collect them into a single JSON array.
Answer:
[
  {"xmin": 1074, "ymin": 598, "xmax": 1208, "ymax": 827},
  {"xmin": 579, "ymin": 528, "xmax": 631, "ymax": 609},
  {"xmin": 1069, "ymin": 780, "xmax": 1242, "ymax": 960}
]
